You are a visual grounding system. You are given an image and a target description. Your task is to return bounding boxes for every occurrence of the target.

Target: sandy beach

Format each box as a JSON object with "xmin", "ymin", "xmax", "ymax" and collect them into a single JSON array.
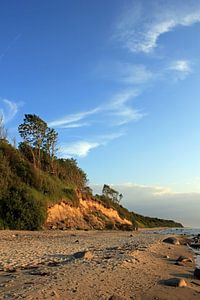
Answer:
[{"xmin": 0, "ymin": 230, "xmax": 200, "ymax": 300}]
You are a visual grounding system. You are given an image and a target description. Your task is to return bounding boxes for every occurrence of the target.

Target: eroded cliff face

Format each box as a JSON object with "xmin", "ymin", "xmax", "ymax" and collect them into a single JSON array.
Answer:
[{"xmin": 46, "ymin": 194, "xmax": 132, "ymax": 230}]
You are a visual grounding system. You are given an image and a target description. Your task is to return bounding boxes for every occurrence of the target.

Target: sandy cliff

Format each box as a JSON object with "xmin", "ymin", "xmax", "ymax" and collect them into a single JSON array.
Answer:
[{"xmin": 46, "ymin": 193, "xmax": 132, "ymax": 230}]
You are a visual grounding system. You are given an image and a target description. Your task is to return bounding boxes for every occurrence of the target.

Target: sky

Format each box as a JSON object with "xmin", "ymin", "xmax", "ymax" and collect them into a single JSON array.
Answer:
[{"xmin": 0, "ymin": 0, "xmax": 200, "ymax": 227}]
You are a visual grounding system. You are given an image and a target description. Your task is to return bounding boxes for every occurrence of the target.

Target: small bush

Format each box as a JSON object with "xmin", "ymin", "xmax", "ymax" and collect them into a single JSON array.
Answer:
[
  {"xmin": 105, "ymin": 221, "xmax": 115, "ymax": 230},
  {"xmin": 0, "ymin": 185, "xmax": 46, "ymax": 230},
  {"xmin": 62, "ymin": 188, "xmax": 80, "ymax": 207}
]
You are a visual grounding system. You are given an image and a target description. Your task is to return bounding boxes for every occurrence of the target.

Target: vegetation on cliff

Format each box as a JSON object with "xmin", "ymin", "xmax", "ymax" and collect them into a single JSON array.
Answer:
[
  {"xmin": 132, "ymin": 212, "xmax": 183, "ymax": 228},
  {"xmin": 0, "ymin": 114, "xmax": 183, "ymax": 230}
]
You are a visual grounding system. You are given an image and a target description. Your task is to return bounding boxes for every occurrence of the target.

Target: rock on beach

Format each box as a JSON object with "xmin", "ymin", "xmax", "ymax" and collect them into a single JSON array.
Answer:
[
  {"xmin": 163, "ymin": 237, "xmax": 180, "ymax": 245},
  {"xmin": 162, "ymin": 278, "xmax": 188, "ymax": 287},
  {"xmin": 194, "ymin": 268, "xmax": 200, "ymax": 279}
]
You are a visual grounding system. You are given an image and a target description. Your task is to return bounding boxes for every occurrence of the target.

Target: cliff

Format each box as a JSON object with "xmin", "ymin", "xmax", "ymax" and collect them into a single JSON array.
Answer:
[
  {"xmin": 0, "ymin": 139, "xmax": 183, "ymax": 230},
  {"xmin": 46, "ymin": 198, "xmax": 132, "ymax": 230}
]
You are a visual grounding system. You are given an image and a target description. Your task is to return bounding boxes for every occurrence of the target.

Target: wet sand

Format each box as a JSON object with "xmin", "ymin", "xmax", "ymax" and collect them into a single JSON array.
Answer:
[{"xmin": 0, "ymin": 230, "xmax": 200, "ymax": 299}]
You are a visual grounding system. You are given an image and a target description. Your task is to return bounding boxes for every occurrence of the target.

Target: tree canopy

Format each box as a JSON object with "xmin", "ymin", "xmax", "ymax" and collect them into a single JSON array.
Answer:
[
  {"xmin": 102, "ymin": 184, "xmax": 123, "ymax": 203},
  {"xmin": 18, "ymin": 114, "xmax": 58, "ymax": 170},
  {"xmin": 0, "ymin": 114, "xmax": 8, "ymax": 141}
]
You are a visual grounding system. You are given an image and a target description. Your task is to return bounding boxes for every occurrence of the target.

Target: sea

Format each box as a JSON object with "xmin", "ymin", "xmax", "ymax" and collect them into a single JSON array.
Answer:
[{"xmin": 159, "ymin": 228, "xmax": 200, "ymax": 268}]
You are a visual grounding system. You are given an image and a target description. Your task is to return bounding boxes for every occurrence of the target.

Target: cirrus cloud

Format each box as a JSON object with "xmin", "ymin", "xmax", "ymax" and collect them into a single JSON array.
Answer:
[
  {"xmin": 60, "ymin": 141, "xmax": 100, "ymax": 158},
  {"xmin": 49, "ymin": 89, "xmax": 144, "ymax": 130},
  {"xmin": 168, "ymin": 59, "xmax": 192, "ymax": 80},
  {"xmin": 0, "ymin": 98, "xmax": 20, "ymax": 123},
  {"xmin": 114, "ymin": 0, "xmax": 200, "ymax": 53},
  {"xmin": 59, "ymin": 131, "xmax": 124, "ymax": 158}
]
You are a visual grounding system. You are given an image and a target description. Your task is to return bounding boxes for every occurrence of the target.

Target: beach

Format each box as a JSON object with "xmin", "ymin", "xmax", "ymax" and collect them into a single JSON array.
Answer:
[{"xmin": 0, "ymin": 230, "xmax": 200, "ymax": 300}]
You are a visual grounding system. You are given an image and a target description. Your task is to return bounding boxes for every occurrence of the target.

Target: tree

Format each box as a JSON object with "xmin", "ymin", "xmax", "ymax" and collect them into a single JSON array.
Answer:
[
  {"xmin": 0, "ymin": 150, "xmax": 11, "ymax": 197},
  {"xmin": 18, "ymin": 114, "xmax": 48, "ymax": 168},
  {"xmin": 119, "ymin": 193, "xmax": 123, "ymax": 202},
  {"xmin": 102, "ymin": 184, "xmax": 122, "ymax": 203},
  {"xmin": 83, "ymin": 186, "xmax": 93, "ymax": 195},
  {"xmin": 102, "ymin": 184, "xmax": 111, "ymax": 198},
  {"xmin": 56, "ymin": 158, "xmax": 88, "ymax": 188},
  {"xmin": 18, "ymin": 114, "xmax": 58, "ymax": 170},
  {"xmin": 0, "ymin": 114, "xmax": 8, "ymax": 140},
  {"xmin": 43, "ymin": 127, "xmax": 58, "ymax": 173}
]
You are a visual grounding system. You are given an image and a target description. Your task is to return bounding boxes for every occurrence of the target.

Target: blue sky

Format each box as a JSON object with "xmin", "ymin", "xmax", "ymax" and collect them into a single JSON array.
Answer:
[{"xmin": 1, "ymin": 0, "xmax": 200, "ymax": 226}]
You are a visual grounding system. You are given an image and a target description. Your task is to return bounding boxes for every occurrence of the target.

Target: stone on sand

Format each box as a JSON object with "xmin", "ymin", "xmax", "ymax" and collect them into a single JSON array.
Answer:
[
  {"xmin": 29, "ymin": 269, "xmax": 51, "ymax": 276},
  {"xmin": 163, "ymin": 237, "xmax": 180, "ymax": 245},
  {"xmin": 176, "ymin": 255, "xmax": 193, "ymax": 263},
  {"xmin": 194, "ymin": 268, "xmax": 200, "ymax": 279},
  {"xmin": 163, "ymin": 278, "xmax": 187, "ymax": 287},
  {"xmin": 73, "ymin": 250, "xmax": 93, "ymax": 260}
]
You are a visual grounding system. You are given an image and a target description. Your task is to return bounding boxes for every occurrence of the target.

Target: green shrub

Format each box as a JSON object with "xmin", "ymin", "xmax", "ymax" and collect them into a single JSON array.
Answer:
[
  {"xmin": 62, "ymin": 188, "xmax": 80, "ymax": 207},
  {"xmin": 0, "ymin": 185, "xmax": 46, "ymax": 230},
  {"xmin": 105, "ymin": 221, "xmax": 115, "ymax": 230}
]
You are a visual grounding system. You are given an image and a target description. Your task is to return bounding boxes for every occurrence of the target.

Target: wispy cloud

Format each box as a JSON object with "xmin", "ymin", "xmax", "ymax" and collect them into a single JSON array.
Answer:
[
  {"xmin": 50, "ymin": 0, "xmax": 199, "ymax": 158},
  {"xmin": 120, "ymin": 64, "xmax": 153, "ymax": 85},
  {"xmin": 48, "ymin": 84, "xmax": 146, "ymax": 157},
  {"xmin": 49, "ymin": 89, "xmax": 144, "ymax": 130},
  {"xmin": 168, "ymin": 59, "xmax": 192, "ymax": 79},
  {"xmin": 48, "ymin": 56, "xmax": 192, "ymax": 158},
  {"xmin": 60, "ymin": 122, "xmax": 90, "ymax": 129},
  {"xmin": 114, "ymin": 0, "xmax": 200, "ymax": 53},
  {"xmin": 60, "ymin": 141, "xmax": 100, "ymax": 157},
  {"xmin": 0, "ymin": 99, "xmax": 20, "ymax": 123},
  {"xmin": 60, "ymin": 132, "xmax": 124, "ymax": 158},
  {"xmin": 48, "ymin": 107, "xmax": 100, "ymax": 128},
  {"xmin": 107, "ymin": 90, "xmax": 145, "ymax": 125},
  {"xmin": 0, "ymin": 34, "xmax": 21, "ymax": 62},
  {"xmin": 96, "ymin": 61, "xmax": 153, "ymax": 85}
]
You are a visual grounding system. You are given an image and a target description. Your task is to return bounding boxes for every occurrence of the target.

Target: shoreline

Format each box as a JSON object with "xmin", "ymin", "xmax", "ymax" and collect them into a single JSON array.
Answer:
[{"xmin": 0, "ymin": 230, "xmax": 200, "ymax": 299}]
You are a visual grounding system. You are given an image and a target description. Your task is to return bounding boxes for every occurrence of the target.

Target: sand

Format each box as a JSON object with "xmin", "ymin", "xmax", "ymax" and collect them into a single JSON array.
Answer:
[{"xmin": 0, "ymin": 230, "xmax": 200, "ymax": 300}]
